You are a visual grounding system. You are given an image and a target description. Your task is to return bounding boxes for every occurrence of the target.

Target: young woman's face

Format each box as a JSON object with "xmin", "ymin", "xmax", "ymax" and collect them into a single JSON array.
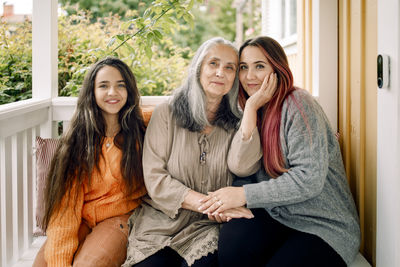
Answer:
[
  {"xmin": 94, "ymin": 65, "xmax": 128, "ymax": 119},
  {"xmin": 239, "ymin": 46, "xmax": 274, "ymax": 96},
  {"xmin": 199, "ymin": 44, "xmax": 238, "ymax": 101}
]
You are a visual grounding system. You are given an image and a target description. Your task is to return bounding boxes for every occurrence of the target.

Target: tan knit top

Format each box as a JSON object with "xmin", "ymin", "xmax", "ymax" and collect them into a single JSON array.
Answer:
[{"xmin": 123, "ymin": 102, "xmax": 236, "ymax": 266}]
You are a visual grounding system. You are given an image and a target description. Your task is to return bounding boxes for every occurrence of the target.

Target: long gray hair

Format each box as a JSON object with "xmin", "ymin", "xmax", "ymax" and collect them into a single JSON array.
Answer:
[{"xmin": 170, "ymin": 37, "xmax": 241, "ymax": 132}]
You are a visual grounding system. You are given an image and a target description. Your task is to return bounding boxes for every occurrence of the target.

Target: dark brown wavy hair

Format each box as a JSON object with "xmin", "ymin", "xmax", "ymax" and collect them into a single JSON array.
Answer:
[
  {"xmin": 238, "ymin": 36, "xmax": 297, "ymax": 177},
  {"xmin": 42, "ymin": 57, "xmax": 145, "ymax": 230}
]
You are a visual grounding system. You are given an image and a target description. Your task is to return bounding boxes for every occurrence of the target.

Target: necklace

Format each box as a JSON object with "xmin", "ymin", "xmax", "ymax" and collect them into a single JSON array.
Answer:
[{"xmin": 105, "ymin": 136, "xmax": 114, "ymax": 148}]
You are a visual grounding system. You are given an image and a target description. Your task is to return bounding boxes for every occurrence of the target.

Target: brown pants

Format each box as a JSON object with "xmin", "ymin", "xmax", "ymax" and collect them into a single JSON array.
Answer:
[{"xmin": 33, "ymin": 214, "xmax": 130, "ymax": 267}]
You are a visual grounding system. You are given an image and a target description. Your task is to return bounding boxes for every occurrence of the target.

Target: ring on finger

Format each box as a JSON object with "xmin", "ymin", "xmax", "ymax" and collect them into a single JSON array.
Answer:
[{"xmin": 217, "ymin": 200, "xmax": 223, "ymax": 206}]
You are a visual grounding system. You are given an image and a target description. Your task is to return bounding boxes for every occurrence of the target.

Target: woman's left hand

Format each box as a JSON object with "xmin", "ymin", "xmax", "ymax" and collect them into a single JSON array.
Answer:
[{"xmin": 198, "ymin": 186, "xmax": 246, "ymax": 215}]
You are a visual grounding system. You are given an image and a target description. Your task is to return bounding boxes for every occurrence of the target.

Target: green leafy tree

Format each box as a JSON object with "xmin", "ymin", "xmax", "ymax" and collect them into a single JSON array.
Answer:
[
  {"xmin": 60, "ymin": 0, "xmax": 153, "ymax": 20},
  {"xmin": 1, "ymin": 0, "xmax": 199, "ymax": 104},
  {"xmin": 172, "ymin": 0, "xmax": 236, "ymax": 51},
  {"xmin": 0, "ymin": 19, "xmax": 32, "ymax": 104}
]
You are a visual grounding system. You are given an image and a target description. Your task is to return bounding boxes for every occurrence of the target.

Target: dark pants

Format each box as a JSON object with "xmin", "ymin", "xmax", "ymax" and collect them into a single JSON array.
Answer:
[
  {"xmin": 133, "ymin": 247, "xmax": 218, "ymax": 267},
  {"xmin": 218, "ymin": 209, "xmax": 346, "ymax": 267}
]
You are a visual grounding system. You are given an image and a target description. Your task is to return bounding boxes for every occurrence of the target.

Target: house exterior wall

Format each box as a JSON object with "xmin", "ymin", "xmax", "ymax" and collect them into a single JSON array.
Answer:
[
  {"xmin": 338, "ymin": 0, "xmax": 377, "ymax": 264},
  {"xmin": 262, "ymin": 0, "xmax": 377, "ymax": 265}
]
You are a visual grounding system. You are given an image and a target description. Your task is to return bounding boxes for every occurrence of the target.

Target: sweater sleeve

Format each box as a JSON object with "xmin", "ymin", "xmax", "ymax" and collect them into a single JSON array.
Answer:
[
  {"xmin": 244, "ymin": 91, "xmax": 331, "ymax": 209},
  {"xmin": 142, "ymin": 103, "xmax": 190, "ymax": 219},
  {"xmin": 227, "ymin": 127, "xmax": 262, "ymax": 177},
  {"xmin": 44, "ymin": 182, "xmax": 84, "ymax": 267}
]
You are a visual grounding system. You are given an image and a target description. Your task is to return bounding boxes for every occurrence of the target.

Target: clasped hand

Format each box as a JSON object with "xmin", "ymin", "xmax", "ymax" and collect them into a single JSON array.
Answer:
[{"xmin": 198, "ymin": 187, "xmax": 252, "ymax": 222}]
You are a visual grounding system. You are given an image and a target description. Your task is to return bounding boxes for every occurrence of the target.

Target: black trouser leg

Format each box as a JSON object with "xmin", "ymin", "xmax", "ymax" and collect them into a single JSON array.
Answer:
[
  {"xmin": 265, "ymin": 230, "xmax": 346, "ymax": 267},
  {"xmin": 218, "ymin": 209, "xmax": 291, "ymax": 267}
]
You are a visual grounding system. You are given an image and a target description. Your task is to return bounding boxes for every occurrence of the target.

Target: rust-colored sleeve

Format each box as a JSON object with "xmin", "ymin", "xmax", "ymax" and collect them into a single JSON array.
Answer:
[{"xmin": 44, "ymin": 182, "xmax": 84, "ymax": 267}]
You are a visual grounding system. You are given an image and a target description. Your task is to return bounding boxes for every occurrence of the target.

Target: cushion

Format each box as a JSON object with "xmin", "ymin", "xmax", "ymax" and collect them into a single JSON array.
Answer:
[
  {"xmin": 34, "ymin": 136, "xmax": 60, "ymax": 236},
  {"xmin": 141, "ymin": 105, "xmax": 154, "ymax": 127}
]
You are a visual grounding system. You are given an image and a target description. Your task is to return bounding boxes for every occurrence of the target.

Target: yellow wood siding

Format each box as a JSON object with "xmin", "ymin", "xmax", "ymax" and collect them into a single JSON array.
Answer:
[
  {"xmin": 338, "ymin": 0, "xmax": 376, "ymax": 264},
  {"xmin": 295, "ymin": 0, "xmax": 377, "ymax": 265}
]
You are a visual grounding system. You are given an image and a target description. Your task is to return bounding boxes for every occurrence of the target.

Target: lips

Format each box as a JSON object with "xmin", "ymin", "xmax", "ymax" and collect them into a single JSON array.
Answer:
[
  {"xmin": 246, "ymin": 83, "xmax": 259, "ymax": 88},
  {"xmin": 105, "ymin": 99, "xmax": 120, "ymax": 104},
  {"xmin": 211, "ymin": 81, "xmax": 224, "ymax": 86}
]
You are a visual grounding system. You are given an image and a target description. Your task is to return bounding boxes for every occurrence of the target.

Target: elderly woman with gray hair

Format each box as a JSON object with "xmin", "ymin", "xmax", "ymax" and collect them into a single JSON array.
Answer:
[{"xmin": 122, "ymin": 37, "xmax": 254, "ymax": 267}]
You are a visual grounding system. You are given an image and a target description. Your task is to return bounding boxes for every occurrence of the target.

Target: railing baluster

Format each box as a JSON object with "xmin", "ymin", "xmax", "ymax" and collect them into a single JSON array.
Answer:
[
  {"xmin": 32, "ymin": 127, "xmax": 38, "ymax": 236},
  {"xmin": 0, "ymin": 137, "xmax": 7, "ymax": 267},
  {"xmin": 11, "ymin": 135, "xmax": 19, "ymax": 262},
  {"xmin": 23, "ymin": 129, "xmax": 33, "ymax": 252}
]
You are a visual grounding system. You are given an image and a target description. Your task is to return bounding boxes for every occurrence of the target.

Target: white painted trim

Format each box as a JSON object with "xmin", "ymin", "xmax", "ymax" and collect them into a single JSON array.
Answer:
[
  {"xmin": 261, "ymin": 0, "xmax": 268, "ymax": 35},
  {"xmin": 141, "ymin": 96, "xmax": 170, "ymax": 106},
  {"xmin": 32, "ymin": 0, "xmax": 58, "ymax": 138},
  {"xmin": 32, "ymin": 0, "xmax": 58, "ymax": 99},
  {"xmin": 11, "ymin": 136, "xmax": 19, "ymax": 262},
  {"xmin": 51, "ymin": 96, "xmax": 170, "ymax": 122},
  {"xmin": 0, "ymin": 138, "xmax": 7, "ymax": 267},
  {"xmin": 377, "ymin": 0, "xmax": 400, "ymax": 266},
  {"xmin": 0, "ymin": 100, "xmax": 50, "ymax": 138},
  {"xmin": 312, "ymin": 0, "xmax": 338, "ymax": 132}
]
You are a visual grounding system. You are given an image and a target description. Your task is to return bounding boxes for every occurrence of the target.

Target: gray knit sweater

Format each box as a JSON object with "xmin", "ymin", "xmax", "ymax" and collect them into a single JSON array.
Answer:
[{"xmin": 227, "ymin": 89, "xmax": 360, "ymax": 265}]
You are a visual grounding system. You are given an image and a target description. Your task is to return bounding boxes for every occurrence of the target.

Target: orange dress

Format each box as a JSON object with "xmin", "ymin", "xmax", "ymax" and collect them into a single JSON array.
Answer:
[{"xmin": 44, "ymin": 139, "xmax": 146, "ymax": 267}]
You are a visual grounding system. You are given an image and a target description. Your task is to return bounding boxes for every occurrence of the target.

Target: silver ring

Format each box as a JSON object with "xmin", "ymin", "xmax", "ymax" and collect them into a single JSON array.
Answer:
[{"xmin": 217, "ymin": 200, "xmax": 223, "ymax": 206}]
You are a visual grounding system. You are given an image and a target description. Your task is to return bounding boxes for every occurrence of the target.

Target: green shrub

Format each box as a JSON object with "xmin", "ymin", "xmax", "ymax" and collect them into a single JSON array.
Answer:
[
  {"xmin": 1, "ymin": 1, "xmax": 197, "ymax": 104},
  {"xmin": 0, "ymin": 19, "xmax": 32, "ymax": 104},
  {"xmin": 58, "ymin": 9, "xmax": 192, "ymax": 97}
]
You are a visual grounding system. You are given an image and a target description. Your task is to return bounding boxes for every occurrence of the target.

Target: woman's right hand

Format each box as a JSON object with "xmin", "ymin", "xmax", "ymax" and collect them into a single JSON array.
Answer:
[
  {"xmin": 246, "ymin": 72, "xmax": 278, "ymax": 111},
  {"xmin": 240, "ymin": 73, "xmax": 277, "ymax": 140},
  {"xmin": 208, "ymin": 207, "xmax": 254, "ymax": 223}
]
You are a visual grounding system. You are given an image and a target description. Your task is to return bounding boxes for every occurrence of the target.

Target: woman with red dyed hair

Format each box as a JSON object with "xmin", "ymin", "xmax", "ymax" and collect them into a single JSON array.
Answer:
[{"xmin": 198, "ymin": 36, "xmax": 360, "ymax": 266}]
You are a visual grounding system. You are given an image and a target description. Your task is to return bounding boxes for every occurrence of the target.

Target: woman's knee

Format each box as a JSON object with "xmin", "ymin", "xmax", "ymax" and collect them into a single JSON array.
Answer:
[{"xmin": 73, "ymin": 216, "xmax": 130, "ymax": 267}]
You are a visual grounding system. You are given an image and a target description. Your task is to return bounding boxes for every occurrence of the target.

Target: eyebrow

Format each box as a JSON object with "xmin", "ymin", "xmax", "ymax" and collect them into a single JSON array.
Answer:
[
  {"xmin": 97, "ymin": 80, "xmax": 125, "ymax": 84},
  {"xmin": 209, "ymin": 56, "xmax": 237, "ymax": 66},
  {"xmin": 239, "ymin": 60, "xmax": 267, "ymax": 65}
]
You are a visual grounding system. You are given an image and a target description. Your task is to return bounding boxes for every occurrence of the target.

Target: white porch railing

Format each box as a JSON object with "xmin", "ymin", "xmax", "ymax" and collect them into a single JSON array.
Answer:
[{"xmin": 0, "ymin": 96, "xmax": 166, "ymax": 267}]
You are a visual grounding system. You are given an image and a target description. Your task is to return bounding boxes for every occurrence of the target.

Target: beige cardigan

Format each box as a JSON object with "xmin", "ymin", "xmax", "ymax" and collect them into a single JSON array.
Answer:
[{"xmin": 123, "ymin": 102, "xmax": 236, "ymax": 266}]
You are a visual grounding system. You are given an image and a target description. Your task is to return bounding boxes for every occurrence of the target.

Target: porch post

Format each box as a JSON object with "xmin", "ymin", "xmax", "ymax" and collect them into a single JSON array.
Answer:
[
  {"xmin": 311, "ymin": 0, "xmax": 338, "ymax": 133},
  {"xmin": 32, "ymin": 0, "xmax": 58, "ymax": 137}
]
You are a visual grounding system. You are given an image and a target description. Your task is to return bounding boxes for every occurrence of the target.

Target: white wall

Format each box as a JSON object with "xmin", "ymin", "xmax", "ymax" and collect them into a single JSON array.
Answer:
[
  {"xmin": 311, "ymin": 0, "xmax": 338, "ymax": 133},
  {"xmin": 377, "ymin": 0, "xmax": 400, "ymax": 266}
]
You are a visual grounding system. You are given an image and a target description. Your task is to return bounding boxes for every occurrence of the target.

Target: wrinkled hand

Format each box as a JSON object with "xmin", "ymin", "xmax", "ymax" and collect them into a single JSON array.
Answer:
[
  {"xmin": 198, "ymin": 186, "xmax": 246, "ymax": 215},
  {"xmin": 246, "ymin": 72, "xmax": 278, "ymax": 110}
]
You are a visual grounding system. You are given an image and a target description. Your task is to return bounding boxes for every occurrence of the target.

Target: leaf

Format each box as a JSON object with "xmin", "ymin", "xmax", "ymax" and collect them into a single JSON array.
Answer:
[
  {"xmin": 153, "ymin": 30, "xmax": 163, "ymax": 39},
  {"xmin": 188, "ymin": 0, "xmax": 195, "ymax": 10},
  {"xmin": 116, "ymin": 34, "xmax": 125, "ymax": 41},
  {"xmin": 145, "ymin": 44, "xmax": 153, "ymax": 59},
  {"xmin": 120, "ymin": 21, "xmax": 132, "ymax": 31},
  {"xmin": 107, "ymin": 37, "xmax": 116, "ymax": 47}
]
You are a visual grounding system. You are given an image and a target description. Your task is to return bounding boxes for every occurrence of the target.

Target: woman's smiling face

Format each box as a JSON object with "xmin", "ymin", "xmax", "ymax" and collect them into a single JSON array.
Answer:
[{"xmin": 239, "ymin": 46, "xmax": 274, "ymax": 96}]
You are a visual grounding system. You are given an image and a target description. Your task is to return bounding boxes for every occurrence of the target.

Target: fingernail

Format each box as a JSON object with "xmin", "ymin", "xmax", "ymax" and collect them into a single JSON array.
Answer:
[{"xmin": 198, "ymin": 205, "xmax": 203, "ymax": 210}]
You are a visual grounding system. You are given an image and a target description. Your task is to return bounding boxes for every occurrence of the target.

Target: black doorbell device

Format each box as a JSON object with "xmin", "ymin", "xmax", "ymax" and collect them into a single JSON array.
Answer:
[{"xmin": 377, "ymin": 54, "xmax": 390, "ymax": 89}]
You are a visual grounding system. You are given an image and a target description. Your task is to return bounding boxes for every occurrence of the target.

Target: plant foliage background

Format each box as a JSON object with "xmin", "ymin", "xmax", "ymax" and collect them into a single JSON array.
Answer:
[{"xmin": 0, "ymin": 0, "xmax": 260, "ymax": 105}]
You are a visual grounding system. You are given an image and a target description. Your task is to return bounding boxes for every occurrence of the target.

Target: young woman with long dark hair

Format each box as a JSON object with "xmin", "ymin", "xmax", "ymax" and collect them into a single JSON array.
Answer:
[{"xmin": 33, "ymin": 57, "xmax": 147, "ymax": 267}]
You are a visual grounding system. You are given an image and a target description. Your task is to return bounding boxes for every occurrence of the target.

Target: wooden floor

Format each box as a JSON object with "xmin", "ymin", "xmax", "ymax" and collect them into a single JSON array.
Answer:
[
  {"xmin": 14, "ymin": 236, "xmax": 371, "ymax": 267},
  {"xmin": 13, "ymin": 236, "xmax": 45, "ymax": 267}
]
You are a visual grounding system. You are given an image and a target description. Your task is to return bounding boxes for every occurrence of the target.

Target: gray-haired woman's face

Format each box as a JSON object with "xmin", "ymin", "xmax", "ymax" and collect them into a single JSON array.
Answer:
[{"xmin": 199, "ymin": 44, "xmax": 238, "ymax": 101}]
